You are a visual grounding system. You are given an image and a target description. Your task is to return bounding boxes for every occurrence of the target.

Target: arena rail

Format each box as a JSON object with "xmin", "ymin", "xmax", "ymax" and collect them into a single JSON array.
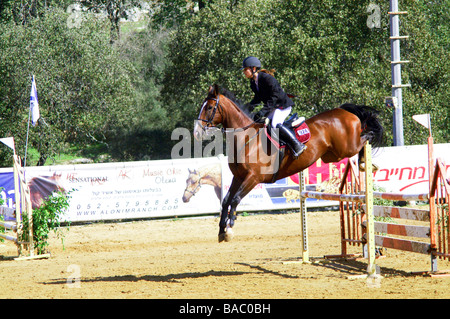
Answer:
[{"xmin": 299, "ymin": 138, "xmax": 450, "ymax": 276}]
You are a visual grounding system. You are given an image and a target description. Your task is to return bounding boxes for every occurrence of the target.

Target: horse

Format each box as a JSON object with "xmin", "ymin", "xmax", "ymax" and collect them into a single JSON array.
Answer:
[
  {"xmin": 182, "ymin": 164, "xmax": 222, "ymax": 203},
  {"xmin": 194, "ymin": 84, "xmax": 384, "ymax": 242}
]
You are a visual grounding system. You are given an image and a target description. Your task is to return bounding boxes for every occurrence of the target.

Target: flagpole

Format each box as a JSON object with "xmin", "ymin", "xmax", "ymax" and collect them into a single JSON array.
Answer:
[
  {"xmin": 24, "ymin": 103, "xmax": 32, "ymax": 168},
  {"xmin": 25, "ymin": 74, "xmax": 40, "ymax": 168}
]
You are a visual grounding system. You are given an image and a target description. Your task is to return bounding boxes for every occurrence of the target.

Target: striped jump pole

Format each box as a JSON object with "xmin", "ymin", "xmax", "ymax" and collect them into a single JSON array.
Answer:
[
  {"xmin": 364, "ymin": 143, "xmax": 376, "ymax": 276},
  {"xmin": 299, "ymin": 171, "xmax": 309, "ymax": 263}
]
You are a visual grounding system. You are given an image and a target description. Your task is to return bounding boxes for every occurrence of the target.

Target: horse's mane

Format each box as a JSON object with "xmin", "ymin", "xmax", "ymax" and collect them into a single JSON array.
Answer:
[{"xmin": 214, "ymin": 86, "xmax": 253, "ymax": 117}]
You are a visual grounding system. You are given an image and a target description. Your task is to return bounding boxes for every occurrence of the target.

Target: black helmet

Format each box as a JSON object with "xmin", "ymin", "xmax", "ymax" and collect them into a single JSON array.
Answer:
[{"xmin": 241, "ymin": 56, "xmax": 261, "ymax": 69}]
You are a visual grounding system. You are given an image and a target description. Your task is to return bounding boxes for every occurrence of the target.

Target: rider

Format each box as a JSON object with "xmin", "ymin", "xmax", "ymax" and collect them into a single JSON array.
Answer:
[{"xmin": 241, "ymin": 56, "xmax": 306, "ymax": 157}]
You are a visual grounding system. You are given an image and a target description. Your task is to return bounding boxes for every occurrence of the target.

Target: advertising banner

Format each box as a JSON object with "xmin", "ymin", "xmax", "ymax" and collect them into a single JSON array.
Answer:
[
  {"xmin": 0, "ymin": 143, "xmax": 448, "ymax": 223},
  {"xmin": 371, "ymin": 143, "xmax": 450, "ymax": 194},
  {"xmin": 0, "ymin": 157, "xmax": 223, "ymax": 222}
]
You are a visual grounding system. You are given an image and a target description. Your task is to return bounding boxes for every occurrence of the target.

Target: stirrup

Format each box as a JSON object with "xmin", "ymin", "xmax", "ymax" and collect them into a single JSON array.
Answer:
[{"xmin": 291, "ymin": 143, "xmax": 307, "ymax": 158}]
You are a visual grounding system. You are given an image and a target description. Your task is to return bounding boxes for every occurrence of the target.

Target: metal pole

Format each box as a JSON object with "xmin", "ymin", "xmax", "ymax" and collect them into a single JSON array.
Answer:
[{"xmin": 390, "ymin": 0, "xmax": 404, "ymax": 146}]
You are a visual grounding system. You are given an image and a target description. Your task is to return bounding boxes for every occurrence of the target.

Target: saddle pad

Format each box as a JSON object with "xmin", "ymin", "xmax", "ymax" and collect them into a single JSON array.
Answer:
[
  {"xmin": 293, "ymin": 121, "xmax": 311, "ymax": 144},
  {"xmin": 264, "ymin": 121, "xmax": 311, "ymax": 149}
]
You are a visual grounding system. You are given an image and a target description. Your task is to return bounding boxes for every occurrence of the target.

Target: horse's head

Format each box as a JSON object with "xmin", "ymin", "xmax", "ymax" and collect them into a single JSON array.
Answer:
[
  {"xmin": 182, "ymin": 168, "xmax": 202, "ymax": 203},
  {"xmin": 194, "ymin": 84, "xmax": 224, "ymax": 141}
]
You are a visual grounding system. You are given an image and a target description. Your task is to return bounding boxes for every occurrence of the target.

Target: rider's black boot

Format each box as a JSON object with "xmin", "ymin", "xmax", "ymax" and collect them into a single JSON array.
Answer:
[{"xmin": 276, "ymin": 123, "xmax": 307, "ymax": 158}]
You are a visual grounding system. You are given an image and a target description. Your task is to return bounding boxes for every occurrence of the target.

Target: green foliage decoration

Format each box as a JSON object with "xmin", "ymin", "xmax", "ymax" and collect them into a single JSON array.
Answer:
[{"xmin": 20, "ymin": 191, "xmax": 70, "ymax": 255}]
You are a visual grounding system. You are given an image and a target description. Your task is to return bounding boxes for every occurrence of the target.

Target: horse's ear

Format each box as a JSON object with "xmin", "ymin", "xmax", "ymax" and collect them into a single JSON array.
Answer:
[
  {"xmin": 213, "ymin": 84, "xmax": 220, "ymax": 96},
  {"xmin": 208, "ymin": 84, "xmax": 220, "ymax": 97}
]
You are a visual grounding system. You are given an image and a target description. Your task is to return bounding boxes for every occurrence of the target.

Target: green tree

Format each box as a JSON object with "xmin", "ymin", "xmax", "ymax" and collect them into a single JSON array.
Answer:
[
  {"xmin": 400, "ymin": 0, "xmax": 450, "ymax": 144},
  {"xmin": 0, "ymin": 0, "xmax": 73, "ymax": 24},
  {"xmin": 111, "ymin": 26, "xmax": 173, "ymax": 161},
  {"xmin": 0, "ymin": 7, "xmax": 136, "ymax": 166},
  {"xmin": 80, "ymin": 0, "xmax": 147, "ymax": 43},
  {"xmin": 160, "ymin": 0, "xmax": 448, "ymax": 147},
  {"xmin": 150, "ymin": 0, "xmax": 217, "ymax": 30}
]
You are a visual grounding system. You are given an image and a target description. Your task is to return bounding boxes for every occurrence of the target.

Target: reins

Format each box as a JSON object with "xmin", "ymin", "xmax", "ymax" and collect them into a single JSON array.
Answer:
[{"xmin": 197, "ymin": 94, "xmax": 258, "ymax": 134}]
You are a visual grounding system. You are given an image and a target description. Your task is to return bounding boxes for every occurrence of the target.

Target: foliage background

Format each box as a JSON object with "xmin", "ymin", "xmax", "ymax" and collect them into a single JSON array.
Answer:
[{"xmin": 0, "ymin": 0, "xmax": 448, "ymax": 167}]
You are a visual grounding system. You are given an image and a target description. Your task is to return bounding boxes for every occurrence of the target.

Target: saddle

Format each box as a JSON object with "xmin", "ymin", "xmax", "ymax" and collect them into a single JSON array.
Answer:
[{"xmin": 264, "ymin": 113, "xmax": 311, "ymax": 150}]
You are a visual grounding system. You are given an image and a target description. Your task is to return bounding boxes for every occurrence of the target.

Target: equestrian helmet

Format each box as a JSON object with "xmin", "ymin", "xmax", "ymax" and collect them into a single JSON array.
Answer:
[{"xmin": 241, "ymin": 56, "xmax": 261, "ymax": 69}]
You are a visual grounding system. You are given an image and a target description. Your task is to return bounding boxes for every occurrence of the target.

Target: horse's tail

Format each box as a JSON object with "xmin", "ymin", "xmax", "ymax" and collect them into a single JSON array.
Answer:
[{"xmin": 339, "ymin": 103, "xmax": 384, "ymax": 149}]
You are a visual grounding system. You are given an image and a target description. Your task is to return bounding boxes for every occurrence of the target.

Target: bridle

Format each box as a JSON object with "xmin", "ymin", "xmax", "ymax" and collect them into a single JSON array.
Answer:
[
  {"xmin": 197, "ymin": 95, "xmax": 222, "ymax": 130},
  {"xmin": 184, "ymin": 179, "xmax": 202, "ymax": 197},
  {"xmin": 196, "ymin": 94, "xmax": 256, "ymax": 133}
]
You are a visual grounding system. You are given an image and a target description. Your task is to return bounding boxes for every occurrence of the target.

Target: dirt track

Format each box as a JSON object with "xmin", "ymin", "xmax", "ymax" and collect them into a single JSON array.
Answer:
[{"xmin": 1, "ymin": 210, "xmax": 450, "ymax": 299}]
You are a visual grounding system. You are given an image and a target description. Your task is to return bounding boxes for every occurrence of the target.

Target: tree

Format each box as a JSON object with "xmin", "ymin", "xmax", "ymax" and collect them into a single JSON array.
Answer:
[
  {"xmin": 80, "ymin": 0, "xmax": 146, "ymax": 43},
  {"xmin": 149, "ymin": 0, "xmax": 220, "ymax": 30},
  {"xmin": 160, "ymin": 0, "xmax": 449, "ymax": 147},
  {"xmin": 400, "ymin": 0, "xmax": 450, "ymax": 144},
  {"xmin": 0, "ymin": 0, "xmax": 73, "ymax": 24},
  {"xmin": 0, "ymin": 7, "xmax": 137, "ymax": 166}
]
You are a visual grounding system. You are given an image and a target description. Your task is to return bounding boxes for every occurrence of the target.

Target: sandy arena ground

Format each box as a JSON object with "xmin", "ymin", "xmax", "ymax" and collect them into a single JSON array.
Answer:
[{"xmin": 1, "ymin": 210, "xmax": 450, "ymax": 299}]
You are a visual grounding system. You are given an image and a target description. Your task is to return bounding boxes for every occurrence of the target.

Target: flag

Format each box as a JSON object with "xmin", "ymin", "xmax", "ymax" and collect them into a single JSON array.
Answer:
[
  {"xmin": 412, "ymin": 114, "xmax": 431, "ymax": 129},
  {"xmin": 30, "ymin": 75, "xmax": 40, "ymax": 126},
  {"xmin": 0, "ymin": 137, "xmax": 15, "ymax": 153}
]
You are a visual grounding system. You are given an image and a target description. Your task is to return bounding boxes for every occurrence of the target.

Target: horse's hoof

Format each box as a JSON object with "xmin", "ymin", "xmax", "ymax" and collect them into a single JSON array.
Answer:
[
  {"xmin": 224, "ymin": 228, "xmax": 234, "ymax": 242},
  {"xmin": 218, "ymin": 232, "xmax": 226, "ymax": 243},
  {"xmin": 360, "ymin": 163, "xmax": 379, "ymax": 172}
]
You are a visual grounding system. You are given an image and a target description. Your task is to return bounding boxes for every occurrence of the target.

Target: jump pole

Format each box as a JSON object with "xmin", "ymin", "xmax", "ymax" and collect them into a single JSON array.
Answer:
[
  {"xmin": 363, "ymin": 142, "xmax": 376, "ymax": 276},
  {"xmin": 299, "ymin": 171, "xmax": 309, "ymax": 263},
  {"xmin": 298, "ymin": 142, "xmax": 377, "ymax": 276}
]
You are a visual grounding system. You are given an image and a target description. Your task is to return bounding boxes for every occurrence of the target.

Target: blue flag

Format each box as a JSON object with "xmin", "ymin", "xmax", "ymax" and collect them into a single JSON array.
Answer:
[{"xmin": 30, "ymin": 75, "xmax": 40, "ymax": 126}]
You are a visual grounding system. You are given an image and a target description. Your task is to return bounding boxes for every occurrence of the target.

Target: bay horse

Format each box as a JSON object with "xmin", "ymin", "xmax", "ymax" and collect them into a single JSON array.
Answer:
[{"xmin": 195, "ymin": 84, "xmax": 384, "ymax": 242}]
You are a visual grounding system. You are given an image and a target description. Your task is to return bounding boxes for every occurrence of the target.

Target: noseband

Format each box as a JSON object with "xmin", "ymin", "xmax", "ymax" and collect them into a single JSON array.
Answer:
[{"xmin": 197, "ymin": 95, "xmax": 221, "ymax": 130}]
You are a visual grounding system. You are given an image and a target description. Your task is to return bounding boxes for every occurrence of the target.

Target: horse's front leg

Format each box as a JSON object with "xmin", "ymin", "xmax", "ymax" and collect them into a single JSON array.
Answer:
[
  {"xmin": 221, "ymin": 195, "xmax": 243, "ymax": 242},
  {"xmin": 219, "ymin": 195, "xmax": 229, "ymax": 240},
  {"xmin": 219, "ymin": 177, "xmax": 241, "ymax": 242},
  {"xmin": 358, "ymin": 147, "xmax": 379, "ymax": 172},
  {"xmin": 218, "ymin": 175, "xmax": 258, "ymax": 243}
]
